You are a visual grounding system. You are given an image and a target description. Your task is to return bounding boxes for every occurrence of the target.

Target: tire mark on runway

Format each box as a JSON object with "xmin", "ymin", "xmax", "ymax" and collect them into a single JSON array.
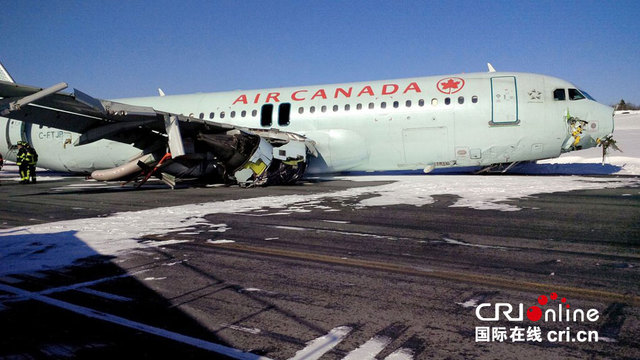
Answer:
[{"xmin": 212, "ymin": 243, "xmax": 640, "ymax": 306}]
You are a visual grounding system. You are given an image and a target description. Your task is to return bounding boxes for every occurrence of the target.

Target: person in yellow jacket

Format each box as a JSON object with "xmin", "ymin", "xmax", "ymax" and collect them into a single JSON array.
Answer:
[
  {"xmin": 25, "ymin": 142, "xmax": 38, "ymax": 183},
  {"xmin": 16, "ymin": 141, "xmax": 29, "ymax": 184}
]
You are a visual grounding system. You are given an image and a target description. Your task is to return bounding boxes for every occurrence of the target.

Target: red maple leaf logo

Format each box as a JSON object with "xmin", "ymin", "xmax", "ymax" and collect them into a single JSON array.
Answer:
[
  {"xmin": 436, "ymin": 77, "xmax": 465, "ymax": 94},
  {"xmin": 440, "ymin": 79, "xmax": 460, "ymax": 91}
]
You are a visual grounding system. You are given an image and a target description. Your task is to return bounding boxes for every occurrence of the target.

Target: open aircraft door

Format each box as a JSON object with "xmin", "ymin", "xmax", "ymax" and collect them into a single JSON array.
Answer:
[
  {"xmin": 490, "ymin": 76, "xmax": 519, "ymax": 125},
  {"xmin": 4, "ymin": 119, "xmax": 26, "ymax": 156}
]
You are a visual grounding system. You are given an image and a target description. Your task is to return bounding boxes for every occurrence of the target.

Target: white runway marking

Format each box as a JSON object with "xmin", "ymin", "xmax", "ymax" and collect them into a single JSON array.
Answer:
[
  {"xmin": 289, "ymin": 326, "xmax": 352, "ymax": 360},
  {"xmin": 342, "ymin": 335, "xmax": 392, "ymax": 360},
  {"xmin": 0, "ymin": 283, "xmax": 272, "ymax": 360},
  {"xmin": 384, "ymin": 348, "xmax": 414, "ymax": 360}
]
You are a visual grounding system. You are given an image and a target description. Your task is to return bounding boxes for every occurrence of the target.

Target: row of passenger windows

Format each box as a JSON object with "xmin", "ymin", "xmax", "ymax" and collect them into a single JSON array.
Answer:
[
  {"xmin": 297, "ymin": 95, "xmax": 479, "ymax": 114},
  {"xmin": 197, "ymin": 95, "xmax": 480, "ymax": 122}
]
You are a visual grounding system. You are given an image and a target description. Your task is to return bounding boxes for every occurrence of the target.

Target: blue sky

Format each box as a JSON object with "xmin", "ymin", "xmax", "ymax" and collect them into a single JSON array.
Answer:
[{"xmin": 1, "ymin": 0, "xmax": 638, "ymax": 105}]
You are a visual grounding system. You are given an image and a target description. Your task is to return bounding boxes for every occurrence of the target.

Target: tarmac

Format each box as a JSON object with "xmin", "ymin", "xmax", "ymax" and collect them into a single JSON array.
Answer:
[{"xmin": 0, "ymin": 173, "xmax": 639, "ymax": 359}]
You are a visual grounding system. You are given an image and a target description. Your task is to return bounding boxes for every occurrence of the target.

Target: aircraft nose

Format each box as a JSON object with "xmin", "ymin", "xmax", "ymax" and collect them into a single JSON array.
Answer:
[{"xmin": 597, "ymin": 104, "xmax": 615, "ymax": 138}]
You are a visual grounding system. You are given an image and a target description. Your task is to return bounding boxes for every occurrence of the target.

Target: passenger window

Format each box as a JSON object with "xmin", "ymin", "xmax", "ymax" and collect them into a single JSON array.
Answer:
[
  {"xmin": 419, "ymin": 99, "xmax": 425, "ymax": 106},
  {"xmin": 230, "ymin": 111, "xmax": 236, "ymax": 118},
  {"xmin": 333, "ymin": 105, "xmax": 339, "ymax": 112},
  {"xmin": 252, "ymin": 109, "xmax": 257, "ymax": 117},
  {"xmin": 553, "ymin": 89, "xmax": 566, "ymax": 101},
  {"xmin": 345, "ymin": 104, "xmax": 350, "ymax": 111},
  {"xmin": 406, "ymin": 100, "xmax": 411, "ymax": 107},
  {"xmin": 472, "ymin": 96, "xmax": 478, "ymax": 103},
  {"xmin": 278, "ymin": 103, "xmax": 291, "ymax": 126},
  {"xmin": 260, "ymin": 104, "xmax": 273, "ymax": 127},
  {"xmin": 298, "ymin": 107, "xmax": 304, "ymax": 114},
  {"xmin": 381, "ymin": 102, "xmax": 387, "ymax": 109},
  {"xmin": 357, "ymin": 103, "xmax": 363, "ymax": 110},
  {"xmin": 445, "ymin": 97, "xmax": 451, "ymax": 105},
  {"xmin": 321, "ymin": 105, "xmax": 327, "ymax": 113},
  {"xmin": 209, "ymin": 112, "xmax": 215, "ymax": 119},
  {"xmin": 393, "ymin": 101, "xmax": 399, "ymax": 108},
  {"xmin": 368, "ymin": 102, "xmax": 375, "ymax": 109},
  {"xmin": 220, "ymin": 111, "xmax": 225, "ymax": 119},
  {"xmin": 241, "ymin": 110, "xmax": 247, "ymax": 117},
  {"xmin": 310, "ymin": 106, "xmax": 316, "ymax": 113},
  {"xmin": 568, "ymin": 88, "xmax": 585, "ymax": 101},
  {"xmin": 431, "ymin": 98, "xmax": 437, "ymax": 106},
  {"xmin": 199, "ymin": 113, "xmax": 204, "ymax": 119},
  {"xmin": 458, "ymin": 96, "xmax": 464, "ymax": 104}
]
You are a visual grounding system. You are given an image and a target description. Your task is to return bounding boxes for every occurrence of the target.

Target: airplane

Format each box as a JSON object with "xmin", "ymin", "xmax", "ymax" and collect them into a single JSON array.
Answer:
[{"xmin": 0, "ymin": 61, "xmax": 615, "ymax": 188}]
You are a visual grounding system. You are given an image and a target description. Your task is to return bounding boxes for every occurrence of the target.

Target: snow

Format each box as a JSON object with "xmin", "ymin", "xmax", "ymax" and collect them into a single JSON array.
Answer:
[
  {"xmin": 0, "ymin": 114, "xmax": 639, "ymax": 277},
  {"xmin": 533, "ymin": 112, "xmax": 640, "ymax": 175},
  {"xmin": 456, "ymin": 299, "xmax": 480, "ymax": 308},
  {"xmin": 206, "ymin": 239, "xmax": 236, "ymax": 244}
]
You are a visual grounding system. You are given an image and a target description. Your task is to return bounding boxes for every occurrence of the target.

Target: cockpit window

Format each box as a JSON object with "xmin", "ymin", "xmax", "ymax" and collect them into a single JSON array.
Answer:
[
  {"xmin": 579, "ymin": 89, "xmax": 595, "ymax": 101},
  {"xmin": 568, "ymin": 88, "xmax": 585, "ymax": 101},
  {"xmin": 553, "ymin": 89, "xmax": 566, "ymax": 101}
]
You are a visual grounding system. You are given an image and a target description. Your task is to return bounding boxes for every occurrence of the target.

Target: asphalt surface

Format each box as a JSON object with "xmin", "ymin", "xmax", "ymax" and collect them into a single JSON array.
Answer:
[{"xmin": 0, "ymin": 174, "xmax": 639, "ymax": 359}]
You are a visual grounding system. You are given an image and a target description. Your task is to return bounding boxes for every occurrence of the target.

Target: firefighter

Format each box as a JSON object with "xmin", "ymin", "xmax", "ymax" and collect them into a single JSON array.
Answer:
[
  {"xmin": 16, "ymin": 141, "xmax": 29, "ymax": 184},
  {"xmin": 25, "ymin": 142, "xmax": 38, "ymax": 183}
]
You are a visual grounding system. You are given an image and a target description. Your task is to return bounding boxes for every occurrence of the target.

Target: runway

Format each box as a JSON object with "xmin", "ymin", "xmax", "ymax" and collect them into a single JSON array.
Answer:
[{"xmin": 1, "ymin": 173, "xmax": 639, "ymax": 359}]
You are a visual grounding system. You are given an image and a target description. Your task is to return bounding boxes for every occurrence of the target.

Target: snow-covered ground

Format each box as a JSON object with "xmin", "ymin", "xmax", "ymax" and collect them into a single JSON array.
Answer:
[
  {"xmin": 0, "ymin": 113, "xmax": 639, "ymax": 276},
  {"xmin": 533, "ymin": 111, "xmax": 640, "ymax": 175}
]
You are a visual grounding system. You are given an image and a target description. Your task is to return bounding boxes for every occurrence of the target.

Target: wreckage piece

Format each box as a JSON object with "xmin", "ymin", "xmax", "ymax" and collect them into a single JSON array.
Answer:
[
  {"xmin": 91, "ymin": 153, "xmax": 157, "ymax": 181},
  {"xmin": 196, "ymin": 128, "xmax": 311, "ymax": 187}
]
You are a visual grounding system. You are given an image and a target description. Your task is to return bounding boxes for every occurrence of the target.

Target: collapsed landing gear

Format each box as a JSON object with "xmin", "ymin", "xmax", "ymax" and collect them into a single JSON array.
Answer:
[{"xmin": 475, "ymin": 162, "xmax": 522, "ymax": 174}]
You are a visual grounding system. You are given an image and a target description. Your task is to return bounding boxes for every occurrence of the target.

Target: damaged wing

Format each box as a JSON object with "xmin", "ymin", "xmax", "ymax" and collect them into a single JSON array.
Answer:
[{"xmin": 0, "ymin": 80, "xmax": 316, "ymax": 187}]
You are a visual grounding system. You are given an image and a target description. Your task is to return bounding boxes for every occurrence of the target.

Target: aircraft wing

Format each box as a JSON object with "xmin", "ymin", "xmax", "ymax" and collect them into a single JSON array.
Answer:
[
  {"xmin": 0, "ymin": 80, "xmax": 228, "ymax": 145},
  {"xmin": 0, "ymin": 80, "xmax": 315, "ymax": 187}
]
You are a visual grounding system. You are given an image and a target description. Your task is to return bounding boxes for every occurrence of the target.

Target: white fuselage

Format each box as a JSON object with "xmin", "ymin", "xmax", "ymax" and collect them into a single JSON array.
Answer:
[{"xmin": 0, "ymin": 72, "xmax": 614, "ymax": 174}]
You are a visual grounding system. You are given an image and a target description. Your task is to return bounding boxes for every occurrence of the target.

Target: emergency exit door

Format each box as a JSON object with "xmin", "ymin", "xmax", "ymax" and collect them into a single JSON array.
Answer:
[
  {"xmin": 7, "ymin": 119, "xmax": 25, "ymax": 144},
  {"xmin": 491, "ymin": 76, "xmax": 519, "ymax": 124}
]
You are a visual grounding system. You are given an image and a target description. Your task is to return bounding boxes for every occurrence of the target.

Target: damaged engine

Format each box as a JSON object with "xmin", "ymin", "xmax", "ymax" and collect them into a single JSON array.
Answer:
[{"xmin": 93, "ymin": 125, "xmax": 315, "ymax": 188}]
